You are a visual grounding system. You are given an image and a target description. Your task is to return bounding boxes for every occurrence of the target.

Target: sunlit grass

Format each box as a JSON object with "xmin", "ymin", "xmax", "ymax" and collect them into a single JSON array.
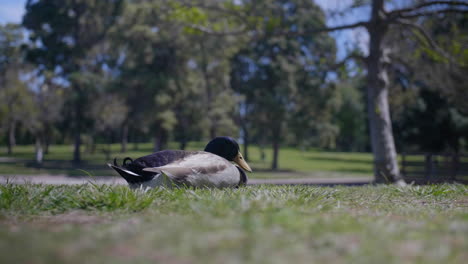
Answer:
[
  {"xmin": 0, "ymin": 183, "xmax": 467, "ymax": 263},
  {"xmin": 0, "ymin": 142, "xmax": 374, "ymax": 178}
]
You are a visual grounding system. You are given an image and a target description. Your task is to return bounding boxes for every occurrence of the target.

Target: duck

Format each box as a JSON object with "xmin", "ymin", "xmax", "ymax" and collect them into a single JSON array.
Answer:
[{"xmin": 108, "ymin": 137, "xmax": 252, "ymax": 189}]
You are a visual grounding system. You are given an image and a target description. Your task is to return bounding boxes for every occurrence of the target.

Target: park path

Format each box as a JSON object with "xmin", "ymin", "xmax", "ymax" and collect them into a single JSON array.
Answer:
[{"xmin": 0, "ymin": 175, "xmax": 371, "ymax": 186}]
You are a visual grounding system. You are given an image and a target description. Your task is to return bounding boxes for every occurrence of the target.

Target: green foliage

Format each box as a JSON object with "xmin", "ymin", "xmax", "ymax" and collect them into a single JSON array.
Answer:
[
  {"xmin": 168, "ymin": 2, "xmax": 209, "ymax": 26},
  {"xmin": 386, "ymin": 13, "xmax": 468, "ymax": 153},
  {"xmin": 90, "ymin": 94, "xmax": 128, "ymax": 132},
  {"xmin": 0, "ymin": 24, "xmax": 37, "ymax": 150},
  {"xmin": 2, "ymin": 0, "xmax": 466, "ymax": 168},
  {"xmin": 23, "ymin": 0, "xmax": 124, "ymax": 69},
  {"xmin": 334, "ymin": 78, "xmax": 368, "ymax": 151},
  {"xmin": 231, "ymin": 0, "xmax": 338, "ymax": 167},
  {"xmin": 5, "ymin": 0, "xmax": 344, "ymax": 158},
  {"xmin": 0, "ymin": 24, "xmax": 24, "ymax": 73},
  {"xmin": 22, "ymin": 0, "xmax": 124, "ymax": 161},
  {"xmin": 0, "ymin": 79, "xmax": 36, "ymax": 132},
  {"xmin": 393, "ymin": 88, "xmax": 468, "ymax": 152}
]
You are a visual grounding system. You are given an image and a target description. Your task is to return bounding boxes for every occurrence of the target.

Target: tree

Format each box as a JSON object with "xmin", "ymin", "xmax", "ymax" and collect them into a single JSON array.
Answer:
[
  {"xmin": 0, "ymin": 74, "xmax": 34, "ymax": 155},
  {"xmin": 216, "ymin": 0, "xmax": 468, "ymax": 181},
  {"xmin": 192, "ymin": 34, "xmax": 240, "ymax": 140},
  {"xmin": 389, "ymin": 11, "xmax": 468, "ymax": 114},
  {"xmin": 111, "ymin": 0, "xmax": 243, "ymax": 151},
  {"xmin": 23, "ymin": 0, "xmax": 124, "ymax": 163},
  {"xmin": 0, "ymin": 24, "xmax": 28, "ymax": 155},
  {"xmin": 386, "ymin": 12, "xmax": 468, "ymax": 153},
  {"xmin": 89, "ymin": 93, "xmax": 128, "ymax": 159},
  {"xmin": 159, "ymin": 0, "xmax": 243, "ymax": 145},
  {"xmin": 270, "ymin": 0, "xmax": 468, "ymax": 183},
  {"xmin": 25, "ymin": 73, "xmax": 66, "ymax": 163},
  {"xmin": 392, "ymin": 88, "xmax": 468, "ymax": 153},
  {"xmin": 231, "ymin": 0, "xmax": 337, "ymax": 170},
  {"xmin": 111, "ymin": 0, "xmax": 183, "ymax": 152},
  {"xmin": 334, "ymin": 77, "xmax": 368, "ymax": 152}
]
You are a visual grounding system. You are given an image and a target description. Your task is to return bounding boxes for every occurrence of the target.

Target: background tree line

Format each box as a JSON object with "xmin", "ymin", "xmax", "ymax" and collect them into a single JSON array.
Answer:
[{"xmin": 0, "ymin": 0, "xmax": 467, "ymax": 182}]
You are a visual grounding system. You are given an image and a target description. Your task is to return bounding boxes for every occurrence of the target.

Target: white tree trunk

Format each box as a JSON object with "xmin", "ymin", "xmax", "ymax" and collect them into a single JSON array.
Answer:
[
  {"xmin": 366, "ymin": 0, "xmax": 405, "ymax": 184},
  {"xmin": 35, "ymin": 137, "xmax": 43, "ymax": 164}
]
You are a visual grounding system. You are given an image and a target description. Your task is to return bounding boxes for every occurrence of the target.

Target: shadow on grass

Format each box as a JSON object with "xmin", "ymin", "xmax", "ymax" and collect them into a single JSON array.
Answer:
[
  {"xmin": 251, "ymin": 168, "xmax": 297, "ymax": 173},
  {"xmin": 0, "ymin": 159, "xmax": 114, "ymax": 177},
  {"xmin": 332, "ymin": 168, "xmax": 374, "ymax": 174},
  {"xmin": 306, "ymin": 156, "xmax": 373, "ymax": 165}
]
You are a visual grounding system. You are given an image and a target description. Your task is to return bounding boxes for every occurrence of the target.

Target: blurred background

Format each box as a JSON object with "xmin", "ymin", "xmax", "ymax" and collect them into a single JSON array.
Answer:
[{"xmin": 0, "ymin": 0, "xmax": 467, "ymax": 181}]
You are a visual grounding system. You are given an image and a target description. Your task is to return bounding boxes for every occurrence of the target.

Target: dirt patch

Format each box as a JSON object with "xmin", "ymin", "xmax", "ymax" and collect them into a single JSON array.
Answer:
[
  {"xmin": 35, "ymin": 211, "xmax": 110, "ymax": 225},
  {"xmin": 108, "ymin": 244, "xmax": 193, "ymax": 264},
  {"xmin": 2, "ymin": 211, "xmax": 111, "ymax": 232}
]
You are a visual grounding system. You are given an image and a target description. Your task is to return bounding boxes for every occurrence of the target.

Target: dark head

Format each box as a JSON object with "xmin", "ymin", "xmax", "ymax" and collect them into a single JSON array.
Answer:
[{"xmin": 204, "ymin": 137, "xmax": 252, "ymax": 172}]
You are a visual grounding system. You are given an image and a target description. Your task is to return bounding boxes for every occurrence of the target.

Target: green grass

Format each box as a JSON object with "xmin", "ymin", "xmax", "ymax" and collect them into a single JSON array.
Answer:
[
  {"xmin": 0, "ymin": 142, "xmax": 374, "ymax": 179},
  {"xmin": 0, "ymin": 183, "xmax": 467, "ymax": 263}
]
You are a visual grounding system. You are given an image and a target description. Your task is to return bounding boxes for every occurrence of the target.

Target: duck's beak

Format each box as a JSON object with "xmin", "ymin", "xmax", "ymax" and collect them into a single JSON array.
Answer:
[{"xmin": 233, "ymin": 151, "xmax": 252, "ymax": 172}]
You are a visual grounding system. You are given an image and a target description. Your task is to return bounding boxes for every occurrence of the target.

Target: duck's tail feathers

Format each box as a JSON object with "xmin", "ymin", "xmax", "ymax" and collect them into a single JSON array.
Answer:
[{"xmin": 107, "ymin": 163, "xmax": 144, "ymax": 184}]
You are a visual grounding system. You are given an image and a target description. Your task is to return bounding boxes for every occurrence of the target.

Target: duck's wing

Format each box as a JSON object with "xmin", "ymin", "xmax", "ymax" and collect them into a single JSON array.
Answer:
[
  {"xmin": 142, "ymin": 166, "xmax": 194, "ymax": 185},
  {"xmin": 142, "ymin": 152, "xmax": 241, "ymax": 187},
  {"xmin": 132, "ymin": 150, "xmax": 198, "ymax": 168},
  {"xmin": 110, "ymin": 150, "xmax": 199, "ymax": 185}
]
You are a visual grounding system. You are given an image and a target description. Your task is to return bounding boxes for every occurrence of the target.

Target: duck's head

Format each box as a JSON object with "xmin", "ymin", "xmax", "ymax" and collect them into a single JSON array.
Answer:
[{"xmin": 204, "ymin": 137, "xmax": 252, "ymax": 172}]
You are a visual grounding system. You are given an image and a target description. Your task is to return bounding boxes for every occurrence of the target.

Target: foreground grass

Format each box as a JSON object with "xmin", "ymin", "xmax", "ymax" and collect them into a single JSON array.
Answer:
[
  {"xmin": 0, "ymin": 142, "xmax": 375, "ymax": 178},
  {"xmin": 0, "ymin": 183, "xmax": 467, "ymax": 263}
]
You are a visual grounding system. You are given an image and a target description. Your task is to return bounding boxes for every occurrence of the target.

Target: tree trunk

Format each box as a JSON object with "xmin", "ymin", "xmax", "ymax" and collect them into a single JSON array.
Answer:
[
  {"xmin": 153, "ymin": 133, "xmax": 159, "ymax": 152},
  {"xmin": 35, "ymin": 136, "xmax": 43, "ymax": 165},
  {"xmin": 73, "ymin": 94, "xmax": 83, "ymax": 163},
  {"xmin": 121, "ymin": 122, "xmax": 128, "ymax": 153},
  {"xmin": 366, "ymin": 0, "xmax": 404, "ymax": 184},
  {"xmin": 154, "ymin": 129, "xmax": 167, "ymax": 152},
  {"xmin": 7, "ymin": 121, "xmax": 16, "ymax": 155},
  {"xmin": 179, "ymin": 137, "xmax": 187, "ymax": 150},
  {"xmin": 242, "ymin": 126, "xmax": 249, "ymax": 161},
  {"xmin": 105, "ymin": 143, "xmax": 111, "ymax": 161},
  {"xmin": 271, "ymin": 125, "xmax": 280, "ymax": 170},
  {"xmin": 90, "ymin": 132, "xmax": 96, "ymax": 154},
  {"xmin": 210, "ymin": 126, "xmax": 217, "ymax": 140},
  {"xmin": 44, "ymin": 135, "xmax": 50, "ymax": 155},
  {"xmin": 199, "ymin": 40, "xmax": 217, "ymax": 139},
  {"xmin": 44, "ymin": 126, "xmax": 50, "ymax": 155},
  {"xmin": 45, "ymin": 140, "xmax": 50, "ymax": 155},
  {"xmin": 272, "ymin": 138, "xmax": 279, "ymax": 171},
  {"xmin": 132, "ymin": 130, "xmax": 139, "ymax": 151},
  {"xmin": 73, "ymin": 130, "xmax": 81, "ymax": 163}
]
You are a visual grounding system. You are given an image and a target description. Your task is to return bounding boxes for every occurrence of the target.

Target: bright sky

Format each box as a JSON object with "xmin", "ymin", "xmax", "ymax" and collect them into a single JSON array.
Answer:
[
  {"xmin": 0, "ymin": 0, "xmax": 26, "ymax": 24},
  {"xmin": 0, "ymin": 0, "xmax": 369, "ymax": 59}
]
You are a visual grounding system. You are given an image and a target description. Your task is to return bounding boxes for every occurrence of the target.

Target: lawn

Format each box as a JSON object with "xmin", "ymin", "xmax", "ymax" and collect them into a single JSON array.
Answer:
[
  {"xmin": 0, "ymin": 183, "xmax": 467, "ymax": 263},
  {"xmin": 0, "ymin": 142, "xmax": 374, "ymax": 179}
]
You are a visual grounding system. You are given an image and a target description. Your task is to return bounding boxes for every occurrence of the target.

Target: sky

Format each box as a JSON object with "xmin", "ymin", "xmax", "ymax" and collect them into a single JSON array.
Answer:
[
  {"xmin": 0, "ymin": 0, "xmax": 26, "ymax": 24},
  {"xmin": 0, "ymin": 0, "xmax": 369, "ymax": 59}
]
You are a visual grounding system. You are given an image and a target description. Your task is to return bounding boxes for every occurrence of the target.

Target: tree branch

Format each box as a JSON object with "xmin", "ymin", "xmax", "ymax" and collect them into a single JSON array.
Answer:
[
  {"xmin": 177, "ymin": 1, "xmax": 249, "ymax": 21},
  {"xmin": 272, "ymin": 21, "xmax": 369, "ymax": 37},
  {"xmin": 179, "ymin": 18, "xmax": 368, "ymax": 38},
  {"xmin": 395, "ymin": 19, "xmax": 453, "ymax": 63},
  {"xmin": 183, "ymin": 23, "xmax": 248, "ymax": 36},
  {"xmin": 388, "ymin": 1, "xmax": 468, "ymax": 17},
  {"xmin": 399, "ymin": 8, "xmax": 468, "ymax": 19},
  {"xmin": 330, "ymin": 52, "xmax": 368, "ymax": 70}
]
